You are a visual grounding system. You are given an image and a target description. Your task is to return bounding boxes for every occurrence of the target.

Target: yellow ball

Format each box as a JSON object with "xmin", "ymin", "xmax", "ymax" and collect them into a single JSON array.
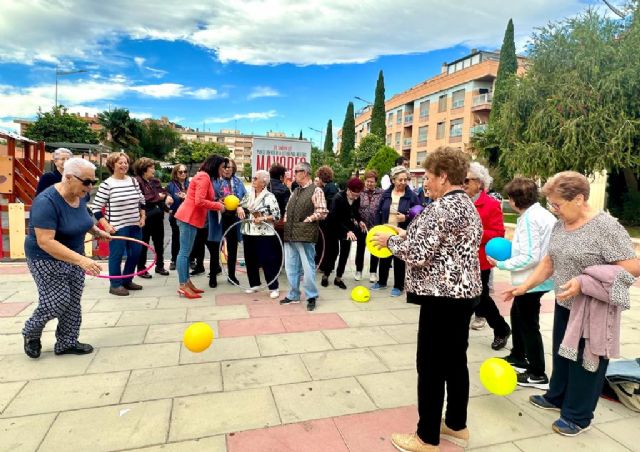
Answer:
[
  {"xmin": 479, "ymin": 357, "xmax": 517, "ymax": 396},
  {"xmin": 351, "ymin": 285, "xmax": 371, "ymax": 303},
  {"xmin": 223, "ymin": 195, "xmax": 240, "ymax": 211},
  {"xmin": 365, "ymin": 225, "xmax": 398, "ymax": 258},
  {"xmin": 183, "ymin": 322, "xmax": 214, "ymax": 353}
]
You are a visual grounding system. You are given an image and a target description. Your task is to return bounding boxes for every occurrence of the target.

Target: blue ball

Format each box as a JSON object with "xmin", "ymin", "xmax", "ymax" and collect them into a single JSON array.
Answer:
[{"xmin": 485, "ymin": 237, "xmax": 512, "ymax": 261}]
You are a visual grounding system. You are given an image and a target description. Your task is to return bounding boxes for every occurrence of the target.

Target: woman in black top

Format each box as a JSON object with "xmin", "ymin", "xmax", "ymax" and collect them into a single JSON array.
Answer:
[{"xmin": 314, "ymin": 165, "xmax": 339, "ymax": 266}]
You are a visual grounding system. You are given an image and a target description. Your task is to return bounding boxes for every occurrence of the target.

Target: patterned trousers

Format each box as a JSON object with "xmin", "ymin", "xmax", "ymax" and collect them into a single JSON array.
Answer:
[{"xmin": 23, "ymin": 259, "xmax": 85, "ymax": 353}]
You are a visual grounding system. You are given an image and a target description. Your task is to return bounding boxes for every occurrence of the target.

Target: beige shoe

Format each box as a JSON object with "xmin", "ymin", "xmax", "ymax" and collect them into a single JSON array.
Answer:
[
  {"xmin": 470, "ymin": 316, "xmax": 486, "ymax": 330},
  {"xmin": 391, "ymin": 433, "xmax": 439, "ymax": 452},
  {"xmin": 440, "ymin": 420, "xmax": 469, "ymax": 447}
]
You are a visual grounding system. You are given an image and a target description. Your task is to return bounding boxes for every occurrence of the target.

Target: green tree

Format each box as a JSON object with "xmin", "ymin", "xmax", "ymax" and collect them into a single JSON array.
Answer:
[
  {"xmin": 299, "ymin": 130, "xmax": 303, "ymax": 140},
  {"xmin": 353, "ymin": 134, "xmax": 384, "ymax": 172},
  {"xmin": 339, "ymin": 102, "xmax": 356, "ymax": 166},
  {"xmin": 324, "ymin": 119, "xmax": 333, "ymax": 155},
  {"xmin": 24, "ymin": 106, "xmax": 99, "ymax": 144},
  {"xmin": 242, "ymin": 162, "xmax": 252, "ymax": 182},
  {"xmin": 366, "ymin": 145, "xmax": 398, "ymax": 181},
  {"xmin": 174, "ymin": 141, "xmax": 231, "ymax": 174},
  {"xmin": 490, "ymin": 18, "xmax": 518, "ymax": 124},
  {"xmin": 97, "ymin": 108, "xmax": 139, "ymax": 151},
  {"xmin": 370, "ymin": 70, "xmax": 387, "ymax": 139},
  {"xmin": 138, "ymin": 121, "xmax": 181, "ymax": 161}
]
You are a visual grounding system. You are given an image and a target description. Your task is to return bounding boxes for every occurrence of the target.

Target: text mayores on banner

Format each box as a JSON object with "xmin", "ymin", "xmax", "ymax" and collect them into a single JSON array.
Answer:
[{"xmin": 251, "ymin": 137, "xmax": 312, "ymax": 176}]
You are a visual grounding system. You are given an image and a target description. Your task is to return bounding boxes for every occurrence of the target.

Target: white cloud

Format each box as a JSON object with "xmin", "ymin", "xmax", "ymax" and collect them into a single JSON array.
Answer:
[
  {"xmin": 187, "ymin": 87, "xmax": 223, "ymax": 100},
  {"xmin": 131, "ymin": 83, "xmax": 184, "ymax": 98},
  {"xmin": 0, "ymin": 0, "xmax": 594, "ymax": 66},
  {"xmin": 205, "ymin": 110, "xmax": 278, "ymax": 123},
  {"xmin": 248, "ymin": 86, "xmax": 280, "ymax": 100},
  {"xmin": 0, "ymin": 119, "xmax": 19, "ymax": 133},
  {"xmin": 134, "ymin": 57, "xmax": 146, "ymax": 67}
]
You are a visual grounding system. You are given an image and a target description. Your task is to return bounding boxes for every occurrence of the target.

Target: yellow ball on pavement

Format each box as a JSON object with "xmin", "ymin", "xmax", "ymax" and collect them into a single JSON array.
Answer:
[
  {"xmin": 479, "ymin": 357, "xmax": 517, "ymax": 396},
  {"xmin": 183, "ymin": 322, "xmax": 214, "ymax": 353},
  {"xmin": 223, "ymin": 195, "xmax": 240, "ymax": 211},
  {"xmin": 351, "ymin": 285, "xmax": 371, "ymax": 303},
  {"xmin": 365, "ymin": 225, "xmax": 398, "ymax": 258}
]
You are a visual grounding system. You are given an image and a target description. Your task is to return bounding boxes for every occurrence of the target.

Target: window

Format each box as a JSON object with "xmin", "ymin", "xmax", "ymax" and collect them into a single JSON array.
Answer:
[
  {"xmin": 438, "ymin": 94, "xmax": 447, "ymax": 113},
  {"xmin": 419, "ymin": 100, "xmax": 430, "ymax": 118},
  {"xmin": 450, "ymin": 118, "xmax": 463, "ymax": 137},
  {"xmin": 386, "ymin": 134, "xmax": 392, "ymax": 145},
  {"xmin": 418, "ymin": 126, "xmax": 428, "ymax": 144},
  {"xmin": 395, "ymin": 132, "xmax": 401, "ymax": 146},
  {"xmin": 416, "ymin": 151, "xmax": 427, "ymax": 165},
  {"xmin": 452, "ymin": 89, "xmax": 465, "ymax": 109},
  {"xmin": 388, "ymin": 112, "xmax": 394, "ymax": 124},
  {"xmin": 436, "ymin": 122, "xmax": 445, "ymax": 139},
  {"xmin": 396, "ymin": 110, "xmax": 403, "ymax": 124},
  {"xmin": 367, "ymin": 122, "xmax": 371, "ymax": 131}
]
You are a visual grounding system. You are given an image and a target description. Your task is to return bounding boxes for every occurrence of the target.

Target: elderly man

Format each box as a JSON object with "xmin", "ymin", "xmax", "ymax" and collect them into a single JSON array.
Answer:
[
  {"xmin": 280, "ymin": 161, "xmax": 328, "ymax": 311},
  {"xmin": 36, "ymin": 148, "xmax": 73, "ymax": 196}
]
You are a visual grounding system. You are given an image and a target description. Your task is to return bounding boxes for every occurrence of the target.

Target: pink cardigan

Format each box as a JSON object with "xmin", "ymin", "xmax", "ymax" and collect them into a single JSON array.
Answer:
[
  {"xmin": 175, "ymin": 171, "xmax": 223, "ymax": 228},
  {"xmin": 559, "ymin": 265, "xmax": 635, "ymax": 372}
]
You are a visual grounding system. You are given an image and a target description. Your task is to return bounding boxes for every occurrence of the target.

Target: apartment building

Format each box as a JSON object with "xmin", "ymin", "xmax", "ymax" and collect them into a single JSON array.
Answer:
[{"xmin": 346, "ymin": 50, "xmax": 526, "ymax": 182}]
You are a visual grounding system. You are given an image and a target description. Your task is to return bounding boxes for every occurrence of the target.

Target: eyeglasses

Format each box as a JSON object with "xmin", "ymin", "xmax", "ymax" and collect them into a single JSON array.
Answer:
[
  {"xmin": 549, "ymin": 201, "xmax": 564, "ymax": 211},
  {"xmin": 294, "ymin": 169, "xmax": 306, "ymax": 174},
  {"xmin": 463, "ymin": 177, "xmax": 479, "ymax": 185},
  {"xmin": 177, "ymin": 170, "xmax": 187, "ymax": 174},
  {"xmin": 72, "ymin": 175, "xmax": 98, "ymax": 186}
]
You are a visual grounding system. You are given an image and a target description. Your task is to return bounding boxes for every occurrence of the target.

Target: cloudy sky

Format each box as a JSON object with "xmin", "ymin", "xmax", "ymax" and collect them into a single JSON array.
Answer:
[{"xmin": 0, "ymin": 0, "xmax": 602, "ymax": 145}]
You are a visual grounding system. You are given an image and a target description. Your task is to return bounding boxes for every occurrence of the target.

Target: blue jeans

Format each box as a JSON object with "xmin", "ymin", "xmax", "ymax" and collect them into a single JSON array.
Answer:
[
  {"xmin": 284, "ymin": 242, "xmax": 318, "ymax": 300},
  {"xmin": 109, "ymin": 225, "xmax": 142, "ymax": 288},
  {"xmin": 177, "ymin": 220, "xmax": 198, "ymax": 284}
]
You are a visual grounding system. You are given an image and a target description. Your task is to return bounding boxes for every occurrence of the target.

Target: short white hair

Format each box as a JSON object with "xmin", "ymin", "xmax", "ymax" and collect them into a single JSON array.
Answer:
[
  {"xmin": 63, "ymin": 158, "xmax": 96, "ymax": 177},
  {"xmin": 53, "ymin": 148, "xmax": 73, "ymax": 160},
  {"xmin": 469, "ymin": 161, "xmax": 493, "ymax": 189},
  {"xmin": 254, "ymin": 170, "xmax": 270, "ymax": 185}
]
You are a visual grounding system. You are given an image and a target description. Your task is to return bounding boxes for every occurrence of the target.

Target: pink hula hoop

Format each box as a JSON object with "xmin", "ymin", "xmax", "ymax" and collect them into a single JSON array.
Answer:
[{"xmin": 85, "ymin": 236, "xmax": 157, "ymax": 279}]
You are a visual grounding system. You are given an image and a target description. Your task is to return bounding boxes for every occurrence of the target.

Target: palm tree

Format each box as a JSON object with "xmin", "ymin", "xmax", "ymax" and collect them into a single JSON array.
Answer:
[{"xmin": 97, "ymin": 108, "xmax": 139, "ymax": 151}]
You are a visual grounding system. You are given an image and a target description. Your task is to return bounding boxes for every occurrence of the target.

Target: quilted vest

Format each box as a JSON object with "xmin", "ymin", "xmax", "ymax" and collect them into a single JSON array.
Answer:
[{"xmin": 284, "ymin": 184, "xmax": 319, "ymax": 243}]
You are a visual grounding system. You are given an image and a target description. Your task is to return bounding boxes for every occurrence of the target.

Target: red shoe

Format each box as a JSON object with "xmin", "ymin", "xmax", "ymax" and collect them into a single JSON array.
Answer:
[
  {"xmin": 187, "ymin": 281, "xmax": 205, "ymax": 293},
  {"xmin": 177, "ymin": 287, "xmax": 202, "ymax": 299}
]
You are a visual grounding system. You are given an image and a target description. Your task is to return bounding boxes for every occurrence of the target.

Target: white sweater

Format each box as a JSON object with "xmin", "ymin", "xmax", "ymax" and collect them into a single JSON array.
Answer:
[{"xmin": 496, "ymin": 202, "xmax": 556, "ymax": 292}]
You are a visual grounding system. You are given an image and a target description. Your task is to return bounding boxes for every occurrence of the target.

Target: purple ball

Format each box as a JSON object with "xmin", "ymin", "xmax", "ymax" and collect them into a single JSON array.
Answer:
[{"xmin": 407, "ymin": 204, "xmax": 424, "ymax": 220}]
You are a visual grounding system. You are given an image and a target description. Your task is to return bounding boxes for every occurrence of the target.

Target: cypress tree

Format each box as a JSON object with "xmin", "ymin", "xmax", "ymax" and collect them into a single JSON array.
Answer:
[
  {"xmin": 490, "ymin": 18, "xmax": 517, "ymax": 122},
  {"xmin": 339, "ymin": 102, "xmax": 356, "ymax": 165},
  {"xmin": 370, "ymin": 70, "xmax": 386, "ymax": 139},
  {"xmin": 324, "ymin": 119, "xmax": 334, "ymax": 155},
  {"xmin": 299, "ymin": 130, "xmax": 303, "ymax": 140}
]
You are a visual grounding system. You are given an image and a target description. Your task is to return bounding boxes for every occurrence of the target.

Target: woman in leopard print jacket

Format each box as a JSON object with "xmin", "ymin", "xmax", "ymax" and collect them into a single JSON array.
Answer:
[{"xmin": 373, "ymin": 147, "xmax": 482, "ymax": 451}]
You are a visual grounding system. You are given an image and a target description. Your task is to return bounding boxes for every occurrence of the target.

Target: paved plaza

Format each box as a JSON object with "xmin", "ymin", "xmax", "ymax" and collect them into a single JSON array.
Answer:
[{"xmin": 0, "ymin": 260, "xmax": 639, "ymax": 452}]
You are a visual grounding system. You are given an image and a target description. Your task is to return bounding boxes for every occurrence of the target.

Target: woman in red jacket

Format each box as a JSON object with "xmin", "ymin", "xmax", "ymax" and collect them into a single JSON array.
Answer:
[
  {"xmin": 174, "ymin": 155, "xmax": 227, "ymax": 298},
  {"xmin": 464, "ymin": 162, "xmax": 511, "ymax": 350}
]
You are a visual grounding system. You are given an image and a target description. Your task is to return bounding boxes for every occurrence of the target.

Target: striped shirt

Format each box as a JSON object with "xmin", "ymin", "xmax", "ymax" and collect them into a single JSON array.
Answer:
[{"xmin": 92, "ymin": 176, "xmax": 145, "ymax": 231}]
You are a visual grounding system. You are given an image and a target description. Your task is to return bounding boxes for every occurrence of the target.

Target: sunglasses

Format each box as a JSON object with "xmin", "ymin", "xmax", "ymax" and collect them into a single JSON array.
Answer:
[
  {"xmin": 463, "ymin": 177, "xmax": 478, "ymax": 185},
  {"xmin": 294, "ymin": 169, "xmax": 306, "ymax": 174},
  {"xmin": 177, "ymin": 170, "xmax": 187, "ymax": 174},
  {"xmin": 73, "ymin": 175, "xmax": 98, "ymax": 186}
]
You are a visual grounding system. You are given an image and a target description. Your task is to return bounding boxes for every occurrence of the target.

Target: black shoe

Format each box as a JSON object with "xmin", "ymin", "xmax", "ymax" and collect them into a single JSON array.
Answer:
[
  {"xmin": 228, "ymin": 276, "xmax": 239, "ymax": 286},
  {"xmin": 321, "ymin": 275, "xmax": 329, "ymax": 287},
  {"xmin": 155, "ymin": 267, "xmax": 169, "ymax": 276},
  {"xmin": 334, "ymin": 278, "xmax": 347, "ymax": 289},
  {"xmin": 190, "ymin": 266, "xmax": 205, "ymax": 276},
  {"xmin": 109, "ymin": 286, "xmax": 130, "ymax": 296},
  {"xmin": 23, "ymin": 336, "xmax": 41, "ymax": 359},
  {"xmin": 517, "ymin": 371, "xmax": 550, "ymax": 390},
  {"xmin": 209, "ymin": 277, "xmax": 217, "ymax": 288},
  {"xmin": 139, "ymin": 271, "xmax": 152, "ymax": 279},
  {"xmin": 307, "ymin": 298, "xmax": 316, "ymax": 311},
  {"xmin": 55, "ymin": 342, "xmax": 94, "ymax": 355},
  {"xmin": 169, "ymin": 262, "xmax": 176, "ymax": 271},
  {"xmin": 280, "ymin": 297, "xmax": 300, "ymax": 305},
  {"xmin": 123, "ymin": 282, "xmax": 143, "ymax": 291},
  {"xmin": 503, "ymin": 354, "xmax": 529, "ymax": 372},
  {"xmin": 491, "ymin": 328, "xmax": 511, "ymax": 351}
]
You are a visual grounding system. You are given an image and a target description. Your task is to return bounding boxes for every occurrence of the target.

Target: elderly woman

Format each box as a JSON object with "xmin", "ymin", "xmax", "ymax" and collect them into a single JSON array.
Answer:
[
  {"xmin": 134, "ymin": 157, "xmax": 173, "ymax": 278},
  {"xmin": 209, "ymin": 158, "xmax": 246, "ymax": 286},
  {"xmin": 464, "ymin": 161, "xmax": 511, "ymax": 350},
  {"xmin": 505, "ymin": 171, "xmax": 640, "ymax": 437},
  {"xmin": 175, "ymin": 155, "xmax": 226, "ymax": 297},
  {"xmin": 489, "ymin": 178, "xmax": 557, "ymax": 389},
  {"xmin": 373, "ymin": 147, "xmax": 482, "ymax": 451},
  {"xmin": 240, "ymin": 170, "xmax": 282, "ymax": 299},
  {"xmin": 35, "ymin": 147, "xmax": 73, "ymax": 196},
  {"xmin": 23, "ymin": 158, "xmax": 111, "ymax": 358},
  {"xmin": 320, "ymin": 177, "xmax": 366, "ymax": 290},
  {"xmin": 355, "ymin": 170, "xmax": 384, "ymax": 282},
  {"xmin": 315, "ymin": 165, "xmax": 340, "ymax": 266},
  {"xmin": 372, "ymin": 165, "xmax": 419, "ymax": 297},
  {"xmin": 92, "ymin": 152, "xmax": 146, "ymax": 297},
  {"xmin": 167, "ymin": 164, "xmax": 190, "ymax": 270}
]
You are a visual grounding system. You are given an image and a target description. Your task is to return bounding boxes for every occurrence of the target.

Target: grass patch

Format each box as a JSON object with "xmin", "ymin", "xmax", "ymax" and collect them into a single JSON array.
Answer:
[{"xmin": 504, "ymin": 213, "xmax": 517, "ymax": 224}]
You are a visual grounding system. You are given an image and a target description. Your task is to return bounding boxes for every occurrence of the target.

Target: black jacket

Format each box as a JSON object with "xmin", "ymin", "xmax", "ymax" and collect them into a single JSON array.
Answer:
[
  {"xmin": 268, "ymin": 178, "xmax": 291, "ymax": 216},
  {"xmin": 327, "ymin": 190, "xmax": 361, "ymax": 240}
]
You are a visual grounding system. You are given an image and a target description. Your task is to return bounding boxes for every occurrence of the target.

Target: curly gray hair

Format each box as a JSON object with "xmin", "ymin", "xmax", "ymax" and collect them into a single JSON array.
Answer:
[
  {"xmin": 253, "ymin": 170, "xmax": 270, "ymax": 185},
  {"xmin": 469, "ymin": 161, "xmax": 493, "ymax": 189}
]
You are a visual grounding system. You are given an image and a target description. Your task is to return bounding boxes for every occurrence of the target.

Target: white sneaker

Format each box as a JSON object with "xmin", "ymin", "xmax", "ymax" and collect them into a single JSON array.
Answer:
[
  {"xmin": 270, "ymin": 290, "xmax": 280, "ymax": 299},
  {"xmin": 245, "ymin": 287, "xmax": 260, "ymax": 294},
  {"xmin": 470, "ymin": 316, "xmax": 487, "ymax": 330},
  {"xmin": 354, "ymin": 271, "xmax": 362, "ymax": 281},
  {"xmin": 369, "ymin": 273, "xmax": 378, "ymax": 283}
]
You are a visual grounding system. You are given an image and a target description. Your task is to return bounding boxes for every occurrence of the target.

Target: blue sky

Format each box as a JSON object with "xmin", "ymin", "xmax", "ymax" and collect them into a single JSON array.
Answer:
[{"xmin": 0, "ymin": 0, "xmax": 603, "ymax": 147}]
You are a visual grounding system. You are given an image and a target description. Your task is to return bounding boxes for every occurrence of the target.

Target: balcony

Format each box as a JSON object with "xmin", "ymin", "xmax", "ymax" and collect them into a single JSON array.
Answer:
[
  {"xmin": 404, "ymin": 114, "xmax": 413, "ymax": 126},
  {"xmin": 470, "ymin": 124, "xmax": 488, "ymax": 136},
  {"xmin": 471, "ymin": 93, "xmax": 492, "ymax": 111},
  {"xmin": 402, "ymin": 138, "xmax": 412, "ymax": 149}
]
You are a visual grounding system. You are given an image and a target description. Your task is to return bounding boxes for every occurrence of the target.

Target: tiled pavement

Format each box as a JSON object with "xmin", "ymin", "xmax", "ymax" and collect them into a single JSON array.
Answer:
[{"xmin": 0, "ymin": 262, "xmax": 639, "ymax": 452}]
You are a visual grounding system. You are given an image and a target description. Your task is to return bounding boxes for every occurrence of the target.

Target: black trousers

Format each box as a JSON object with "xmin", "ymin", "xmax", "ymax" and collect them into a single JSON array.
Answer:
[
  {"xmin": 321, "ymin": 235, "xmax": 352, "ymax": 278},
  {"xmin": 355, "ymin": 229, "xmax": 379, "ymax": 274},
  {"xmin": 475, "ymin": 269, "xmax": 510, "ymax": 336},
  {"xmin": 168, "ymin": 214, "xmax": 180, "ymax": 263},
  {"xmin": 243, "ymin": 234, "xmax": 281, "ymax": 290},
  {"xmin": 416, "ymin": 296, "xmax": 475, "ymax": 445},
  {"xmin": 378, "ymin": 255, "xmax": 405, "ymax": 290},
  {"xmin": 510, "ymin": 291, "xmax": 546, "ymax": 375},
  {"xmin": 137, "ymin": 214, "xmax": 165, "ymax": 271},
  {"xmin": 545, "ymin": 303, "xmax": 609, "ymax": 428},
  {"xmin": 190, "ymin": 226, "xmax": 208, "ymax": 267}
]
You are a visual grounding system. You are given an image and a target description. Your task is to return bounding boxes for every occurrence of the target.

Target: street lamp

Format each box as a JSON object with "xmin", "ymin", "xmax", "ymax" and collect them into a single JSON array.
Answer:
[
  {"xmin": 354, "ymin": 96, "xmax": 373, "ymax": 105},
  {"xmin": 308, "ymin": 126, "xmax": 323, "ymax": 149},
  {"xmin": 55, "ymin": 68, "xmax": 88, "ymax": 107}
]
